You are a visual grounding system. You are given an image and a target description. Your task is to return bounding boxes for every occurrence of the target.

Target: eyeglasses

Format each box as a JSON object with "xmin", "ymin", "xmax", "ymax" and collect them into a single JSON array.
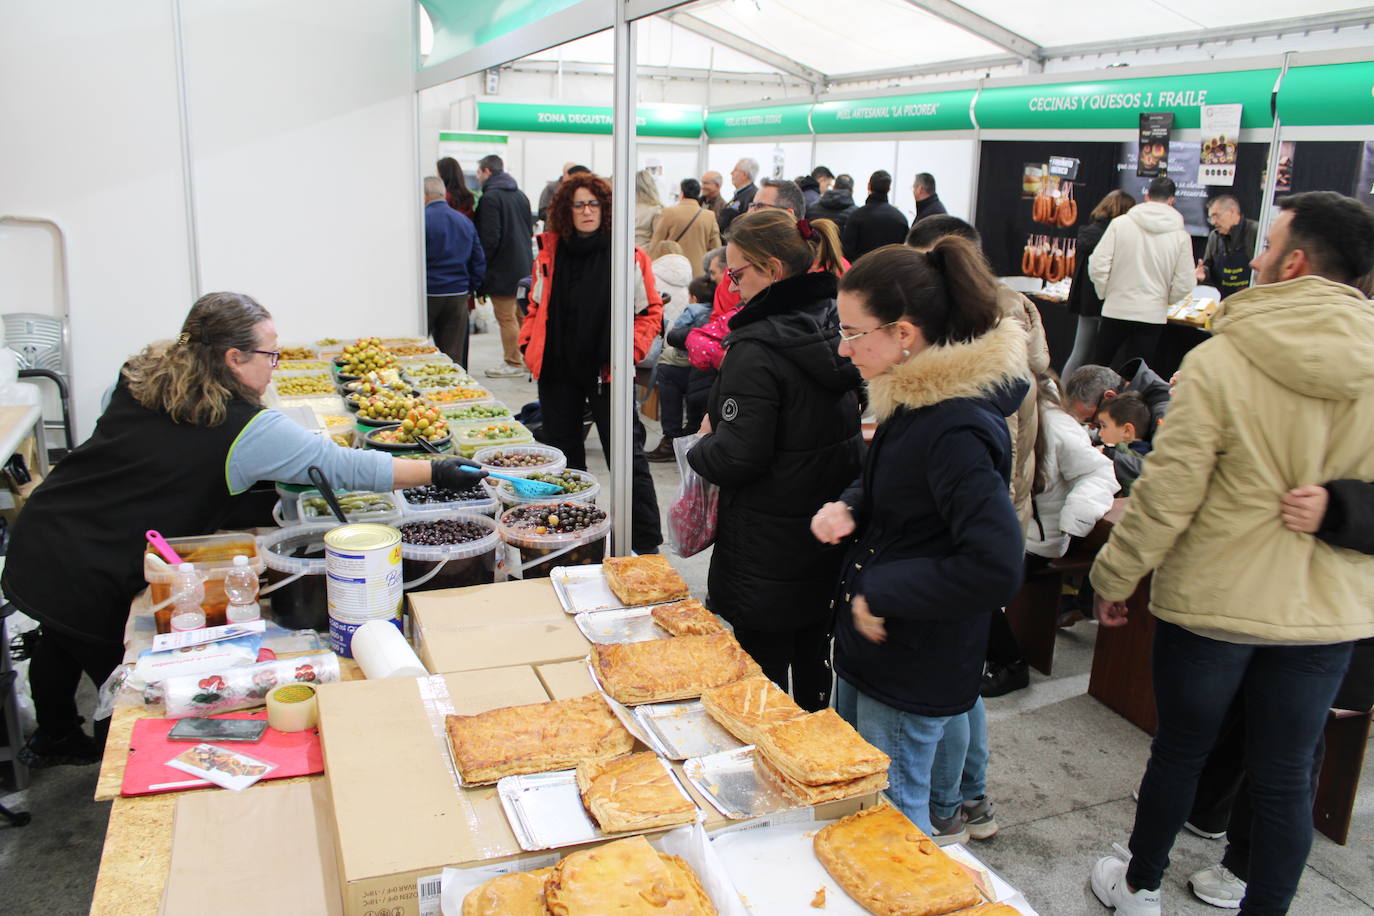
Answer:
[
  {"xmin": 726, "ymin": 263, "xmax": 754, "ymax": 285},
  {"xmin": 837, "ymin": 321, "xmax": 899, "ymax": 343},
  {"xmin": 571, "ymin": 200, "xmax": 603, "ymax": 211},
  {"xmin": 251, "ymin": 349, "xmax": 281, "ymax": 367},
  {"xmin": 747, "ymin": 201, "xmax": 787, "ymax": 212}
]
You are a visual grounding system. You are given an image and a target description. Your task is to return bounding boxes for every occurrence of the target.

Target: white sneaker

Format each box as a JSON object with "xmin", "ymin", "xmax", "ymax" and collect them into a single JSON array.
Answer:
[
  {"xmin": 1189, "ymin": 863, "xmax": 1245, "ymax": 909},
  {"xmin": 485, "ymin": 364, "xmax": 525, "ymax": 378},
  {"xmin": 1090, "ymin": 845, "xmax": 1161, "ymax": 915}
]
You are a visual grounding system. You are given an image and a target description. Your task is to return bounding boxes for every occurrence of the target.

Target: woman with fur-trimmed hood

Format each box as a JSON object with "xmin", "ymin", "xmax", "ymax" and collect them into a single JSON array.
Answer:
[{"xmin": 811, "ymin": 241, "xmax": 1028, "ymax": 835}]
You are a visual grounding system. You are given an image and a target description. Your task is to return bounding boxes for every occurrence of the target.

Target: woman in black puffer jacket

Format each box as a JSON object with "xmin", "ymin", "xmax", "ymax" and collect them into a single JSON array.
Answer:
[
  {"xmin": 811, "ymin": 241, "xmax": 1028, "ymax": 834},
  {"xmin": 688, "ymin": 209, "xmax": 862, "ymax": 711}
]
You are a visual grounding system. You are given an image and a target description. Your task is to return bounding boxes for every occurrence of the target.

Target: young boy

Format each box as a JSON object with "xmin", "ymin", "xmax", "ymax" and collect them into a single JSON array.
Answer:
[
  {"xmin": 1097, "ymin": 391, "xmax": 1153, "ymax": 495},
  {"xmin": 649, "ymin": 275, "xmax": 716, "ymax": 461}
]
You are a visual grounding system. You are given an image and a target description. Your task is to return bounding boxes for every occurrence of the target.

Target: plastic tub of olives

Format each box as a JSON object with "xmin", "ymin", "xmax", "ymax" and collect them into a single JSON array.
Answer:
[
  {"xmin": 498, "ymin": 502, "xmax": 611, "ymax": 579},
  {"xmin": 473, "ymin": 444, "xmax": 567, "ymax": 478},
  {"xmin": 488, "ymin": 468, "xmax": 599, "ymax": 508},
  {"xmin": 397, "ymin": 511, "xmax": 501, "ymax": 592},
  {"xmin": 396, "ymin": 481, "xmax": 500, "ymax": 517}
]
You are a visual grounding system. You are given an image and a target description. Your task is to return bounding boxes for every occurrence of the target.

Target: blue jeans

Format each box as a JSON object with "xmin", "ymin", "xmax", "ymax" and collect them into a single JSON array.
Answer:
[
  {"xmin": 1126, "ymin": 620, "xmax": 1353, "ymax": 915},
  {"xmin": 835, "ymin": 678, "xmax": 952, "ymax": 833},
  {"xmin": 930, "ymin": 697, "xmax": 988, "ymax": 820},
  {"xmin": 655, "ymin": 363, "xmax": 693, "ymax": 439}
]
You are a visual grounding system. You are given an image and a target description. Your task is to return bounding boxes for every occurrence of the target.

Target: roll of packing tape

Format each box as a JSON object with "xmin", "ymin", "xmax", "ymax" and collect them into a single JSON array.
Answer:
[{"xmin": 267, "ymin": 683, "xmax": 319, "ymax": 732}]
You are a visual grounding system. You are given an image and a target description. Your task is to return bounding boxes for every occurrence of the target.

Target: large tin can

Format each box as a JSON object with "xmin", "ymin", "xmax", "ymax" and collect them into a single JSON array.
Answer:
[{"xmin": 324, "ymin": 523, "xmax": 403, "ymax": 656}]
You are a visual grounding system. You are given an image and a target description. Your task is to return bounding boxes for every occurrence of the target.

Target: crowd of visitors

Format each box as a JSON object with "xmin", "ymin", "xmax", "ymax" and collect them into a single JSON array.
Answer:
[{"xmin": 416, "ymin": 153, "xmax": 1374, "ymax": 915}]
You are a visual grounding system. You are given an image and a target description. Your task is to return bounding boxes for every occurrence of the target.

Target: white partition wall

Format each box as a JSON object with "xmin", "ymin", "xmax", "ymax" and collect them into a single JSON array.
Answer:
[
  {"xmin": 182, "ymin": 0, "xmax": 420, "ymax": 347},
  {"xmin": 707, "ymin": 142, "xmax": 816, "ymax": 188},
  {"xmin": 895, "ymin": 138, "xmax": 977, "ymax": 223},
  {"xmin": 0, "ymin": 1, "xmax": 194, "ymax": 440}
]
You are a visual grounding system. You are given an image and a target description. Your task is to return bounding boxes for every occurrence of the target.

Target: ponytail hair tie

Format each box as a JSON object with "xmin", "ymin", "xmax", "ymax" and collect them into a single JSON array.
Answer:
[
  {"xmin": 797, "ymin": 218, "xmax": 815, "ymax": 240},
  {"xmin": 925, "ymin": 245, "xmax": 946, "ymax": 273}
]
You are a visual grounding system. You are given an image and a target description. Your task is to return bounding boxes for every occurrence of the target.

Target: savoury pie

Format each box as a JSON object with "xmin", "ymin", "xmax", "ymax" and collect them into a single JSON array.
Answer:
[
  {"xmin": 701, "ymin": 676, "xmax": 806, "ymax": 747},
  {"xmin": 813, "ymin": 803, "xmax": 981, "ymax": 916},
  {"xmin": 603, "ymin": 554, "xmax": 690, "ymax": 606},
  {"xmin": 755, "ymin": 751, "xmax": 889, "ymax": 806},
  {"xmin": 445, "ymin": 693, "xmax": 635, "ymax": 784},
  {"xmin": 949, "ymin": 905, "xmax": 1019, "ymax": 915},
  {"xmin": 576, "ymin": 751, "xmax": 697, "ymax": 833},
  {"xmin": 544, "ymin": 835, "xmax": 716, "ymax": 915},
  {"xmin": 461, "ymin": 867, "xmax": 553, "ymax": 916},
  {"xmin": 591, "ymin": 634, "xmax": 762, "ymax": 705},
  {"xmin": 651, "ymin": 599, "xmax": 726, "ymax": 637},
  {"xmin": 753, "ymin": 708, "xmax": 890, "ymax": 786}
]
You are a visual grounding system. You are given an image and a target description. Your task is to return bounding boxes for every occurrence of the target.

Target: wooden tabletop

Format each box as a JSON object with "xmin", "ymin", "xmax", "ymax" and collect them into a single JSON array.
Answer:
[{"xmin": 0, "ymin": 403, "xmax": 41, "ymax": 466}]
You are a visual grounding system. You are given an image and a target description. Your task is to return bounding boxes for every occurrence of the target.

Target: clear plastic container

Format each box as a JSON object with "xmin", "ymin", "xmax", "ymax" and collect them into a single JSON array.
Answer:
[
  {"xmin": 259, "ymin": 522, "xmax": 334, "ymax": 631},
  {"xmin": 440, "ymin": 402, "xmax": 512, "ymax": 424},
  {"xmin": 397, "ymin": 512, "xmax": 501, "ymax": 592},
  {"xmin": 295, "ymin": 489, "xmax": 401, "ymax": 525},
  {"xmin": 488, "ymin": 468, "xmax": 599, "ymax": 508},
  {"xmin": 277, "ymin": 358, "xmax": 329, "ymax": 371},
  {"xmin": 145, "ymin": 534, "xmax": 264, "ymax": 633},
  {"xmin": 451, "ymin": 421, "xmax": 535, "ymax": 458},
  {"xmin": 271, "ymin": 372, "xmax": 336, "ymax": 396},
  {"xmin": 420, "ymin": 386, "xmax": 494, "ymax": 409},
  {"xmin": 396, "ymin": 484, "xmax": 499, "ymax": 517},
  {"xmin": 473, "ymin": 444, "xmax": 566, "ymax": 477},
  {"xmin": 498, "ymin": 502, "xmax": 611, "ymax": 579}
]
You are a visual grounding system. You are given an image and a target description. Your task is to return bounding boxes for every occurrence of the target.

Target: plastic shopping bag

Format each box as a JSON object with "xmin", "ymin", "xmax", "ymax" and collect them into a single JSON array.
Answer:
[{"xmin": 667, "ymin": 434, "xmax": 718, "ymax": 558}]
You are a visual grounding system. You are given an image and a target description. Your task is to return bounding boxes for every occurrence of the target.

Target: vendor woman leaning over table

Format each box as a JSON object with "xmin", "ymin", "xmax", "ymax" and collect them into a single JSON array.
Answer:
[
  {"xmin": 2, "ymin": 292, "xmax": 487, "ymax": 768},
  {"xmin": 811, "ymin": 242, "xmax": 1027, "ymax": 834}
]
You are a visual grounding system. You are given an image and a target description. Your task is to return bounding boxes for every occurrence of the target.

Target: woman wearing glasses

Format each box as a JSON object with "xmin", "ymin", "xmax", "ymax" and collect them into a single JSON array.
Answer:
[
  {"xmin": 686, "ymin": 208, "xmax": 861, "ymax": 711},
  {"xmin": 518, "ymin": 172, "xmax": 664, "ymax": 554},
  {"xmin": 810, "ymin": 242, "xmax": 1028, "ymax": 836},
  {"xmin": 5, "ymin": 292, "xmax": 486, "ymax": 767}
]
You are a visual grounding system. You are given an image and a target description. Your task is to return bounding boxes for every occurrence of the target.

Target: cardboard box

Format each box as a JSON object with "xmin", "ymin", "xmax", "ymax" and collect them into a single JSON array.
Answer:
[
  {"xmin": 409, "ymin": 579, "xmax": 590, "ymax": 674},
  {"xmin": 317, "ymin": 666, "xmax": 550, "ymax": 916},
  {"xmin": 536, "ymin": 659, "xmax": 598, "ymax": 700}
]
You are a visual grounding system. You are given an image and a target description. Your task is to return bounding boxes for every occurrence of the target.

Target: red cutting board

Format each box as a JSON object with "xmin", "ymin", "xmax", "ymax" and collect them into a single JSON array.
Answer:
[{"xmin": 121, "ymin": 709, "xmax": 323, "ymax": 797}]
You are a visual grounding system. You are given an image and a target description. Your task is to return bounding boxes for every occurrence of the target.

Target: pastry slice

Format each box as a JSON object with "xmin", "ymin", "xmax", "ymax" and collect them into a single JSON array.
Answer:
[
  {"xmin": 544, "ymin": 835, "xmax": 717, "ymax": 915},
  {"xmin": 603, "ymin": 554, "xmax": 690, "ymax": 606},
  {"xmin": 651, "ymin": 599, "xmax": 725, "ymax": 637},
  {"xmin": 949, "ymin": 905, "xmax": 1019, "ymax": 915},
  {"xmin": 576, "ymin": 751, "xmax": 697, "ymax": 833},
  {"xmin": 701, "ymin": 675, "xmax": 806, "ymax": 747},
  {"xmin": 591, "ymin": 633, "xmax": 762, "ymax": 705},
  {"xmin": 445, "ymin": 693, "xmax": 635, "ymax": 784},
  {"xmin": 815, "ymin": 804, "xmax": 981, "ymax": 916},
  {"xmin": 461, "ymin": 867, "xmax": 553, "ymax": 916},
  {"xmin": 754, "ymin": 708, "xmax": 890, "ymax": 786},
  {"xmin": 755, "ymin": 752, "xmax": 889, "ymax": 806}
]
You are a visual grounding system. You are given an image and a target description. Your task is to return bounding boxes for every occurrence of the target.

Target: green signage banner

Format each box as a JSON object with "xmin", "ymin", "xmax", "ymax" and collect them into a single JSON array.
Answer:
[
  {"xmin": 811, "ymin": 90, "xmax": 976, "ymax": 133},
  {"xmin": 975, "ymin": 69, "xmax": 1278, "ymax": 131},
  {"xmin": 705, "ymin": 104, "xmax": 813, "ymax": 139},
  {"xmin": 420, "ymin": 0, "xmax": 582, "ymax": 70},
  {"xmin": 439, "ymin": 131, "xmax": 507, "ymax": 144},
  {"xmin": 475, "ymin": 102, "xmax": 703, "ymax": 137},
  {"xmin": 1276, "ymin": 62, "xmax": 1374, "ymax": 127}
]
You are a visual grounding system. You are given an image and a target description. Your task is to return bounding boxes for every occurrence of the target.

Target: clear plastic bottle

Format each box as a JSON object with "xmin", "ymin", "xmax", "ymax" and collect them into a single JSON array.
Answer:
[
  {"xmin": 224, "ymin": 554, "xmax": 261, "ymax": 623},
  {"xmin": 169, "ymin": 562, "xmax": 206, "ymax": 632}
]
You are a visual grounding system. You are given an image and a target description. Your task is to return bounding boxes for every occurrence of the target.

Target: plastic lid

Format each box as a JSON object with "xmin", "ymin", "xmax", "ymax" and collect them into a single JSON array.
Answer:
[
  {"xmin": 490, "ymin": 469, "xmax": 599, "ymax": 507},
  {"xmin": 259, "ymin": 522, "xmax": 337, "ymax": 574},
  {"xmin": 232, "ymin": 555, "xmax": 249, "ymax": 567},
  {"xmin": 498, "ymin": 502, "xmax": 611, "ymax": 550},
  {"xmin": 473, "ymin": 444, "xmax": 567, "ymax": 477},
  {"xmin": 178, "ymin": 562, "xmax": 196, "ymax": 574},
  {"xmin": 397, "ymin": 512, "xmax": 500, "ymax": 561}
]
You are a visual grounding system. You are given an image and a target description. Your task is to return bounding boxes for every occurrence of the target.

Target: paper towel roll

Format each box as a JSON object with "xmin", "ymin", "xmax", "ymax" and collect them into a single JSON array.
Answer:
[
  {"xmin": 160, "ymin": 652, "xmax": 340, "ymax": 718},
  {"xmin": 350, "ymin": 619, "xmax": 428, "ymax": 679}
]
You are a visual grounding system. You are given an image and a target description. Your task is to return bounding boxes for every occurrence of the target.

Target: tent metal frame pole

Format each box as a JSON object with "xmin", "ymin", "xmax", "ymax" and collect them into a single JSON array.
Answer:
[
  {"xmin": 610, "ymin": 2, "xmax": 637, "ymax": 557},
  {"xmin": 170, "ymin": 0, "xmax": 201, "ymax": 297},
  {"xmin": 1254, "ymin": 52, "xmax": 1292, "ymax": 267}
]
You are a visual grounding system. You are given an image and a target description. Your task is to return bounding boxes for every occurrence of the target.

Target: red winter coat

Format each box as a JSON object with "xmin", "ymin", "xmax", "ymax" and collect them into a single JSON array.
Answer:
[{"xmin": 518, "ymin": 231, "xmax": 663, "ymax": 381}]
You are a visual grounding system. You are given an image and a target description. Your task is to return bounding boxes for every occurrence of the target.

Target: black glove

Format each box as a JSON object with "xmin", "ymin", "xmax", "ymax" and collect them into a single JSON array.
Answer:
[{"xmin": 431, "ymin": 456, "xmax": 489, "ymax": 491}]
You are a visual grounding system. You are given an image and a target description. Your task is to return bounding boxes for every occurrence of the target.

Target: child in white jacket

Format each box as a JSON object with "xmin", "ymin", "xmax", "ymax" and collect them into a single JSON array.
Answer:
[{"xmin": 982, "ymin": 375, "xmax": 1118, "ymax": 697}]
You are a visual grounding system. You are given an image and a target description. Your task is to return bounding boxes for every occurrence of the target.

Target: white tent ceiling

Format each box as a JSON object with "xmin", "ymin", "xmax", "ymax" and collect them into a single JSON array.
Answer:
[{"xmin": 507, "ymin": 0, "xmax": 1374, "ymax": 85}]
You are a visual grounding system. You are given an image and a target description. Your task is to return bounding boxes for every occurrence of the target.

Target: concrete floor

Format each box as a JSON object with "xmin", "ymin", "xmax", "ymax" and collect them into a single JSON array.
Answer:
[{"xmin": 2, "ymin": 316, "xmax": 1370, "ymax": 914}]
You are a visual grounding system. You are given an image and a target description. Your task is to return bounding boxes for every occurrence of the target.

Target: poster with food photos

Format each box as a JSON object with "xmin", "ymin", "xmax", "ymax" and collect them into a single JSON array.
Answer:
[
  {"xmin": 1200, "ymin": 104, "xmax": 1242, "ymax": 186},
  {"xmin": 1138, "ymin": 113, "xmax": 1173, "ymax": 178}
]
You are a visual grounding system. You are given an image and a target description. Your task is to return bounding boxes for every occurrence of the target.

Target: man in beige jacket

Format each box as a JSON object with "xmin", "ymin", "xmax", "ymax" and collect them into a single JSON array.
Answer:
[
  {"xmin": 1087, "ymin": 191, "xmax": 1374, "ymax": 916},
  {"xmin": 648, "ymin": 177, "xmax": 721, "ymax": 278}
]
